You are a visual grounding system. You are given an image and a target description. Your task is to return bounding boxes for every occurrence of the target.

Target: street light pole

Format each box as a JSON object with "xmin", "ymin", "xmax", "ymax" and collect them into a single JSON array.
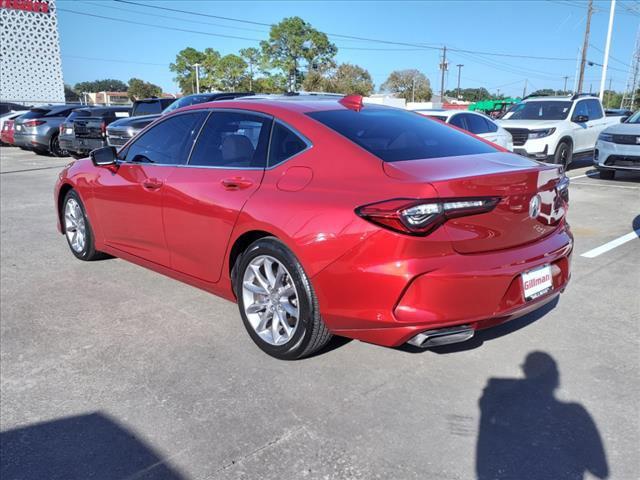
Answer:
[
  {"xmin": 193, "ymin": 63, "xmax": 201, "ymax": 94},
  {"xmin": 456, "ymin": 64, "xmax": 463, "ymax": 100},
  {"xmin": 599, "ymin": 0, "xmax": 616, "ymax": 100}
]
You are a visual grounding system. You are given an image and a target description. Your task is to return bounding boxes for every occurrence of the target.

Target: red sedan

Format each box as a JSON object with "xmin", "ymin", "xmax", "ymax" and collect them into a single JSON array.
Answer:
[{"xmin": 54, "ymin": 95, "xmax": 572, "ymax": 359}]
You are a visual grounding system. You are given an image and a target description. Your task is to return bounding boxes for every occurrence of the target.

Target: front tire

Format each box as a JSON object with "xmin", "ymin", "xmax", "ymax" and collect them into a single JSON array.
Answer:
[
  {"xmin": 62, "ymin": 190, "xmax": 105, "ymax": 261},
  {"xmin": 235, "ymin": 237, "xmax": 332, "ymax": 360},
  {"xmin": 553, "ymin": 141, "xmax": 572, "ymax": 169}
]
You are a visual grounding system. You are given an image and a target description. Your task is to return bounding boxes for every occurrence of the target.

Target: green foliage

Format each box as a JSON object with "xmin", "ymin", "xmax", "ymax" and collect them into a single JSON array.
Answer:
[
  {"xmin": 301, "ymin": 63, "xmax": 374, "ymax": 96},
  {"xmin": 602, "ymin": 90, "xmax": 623, "ymax": 109},
  {"xmin": 381, "ymin": 69, "xmax": 431, "ymax": 102},
  {"xmin": 169, "ymin": 47, "xmax": 207, "ymax": 95},
  {"xmin": 73, "ymin": 79, "xmax": 128, "ymax": 93},
  {"xmin": 127, "ymin": 78, "xmax": 162, "ymax": 101},
  {"xmin": 216, "ymin": 54, "xmax": 248, "ymax": 91},
  {"xmin": 445, "ymin": 87, "xmax": 490, "ymax": 102},
  {"xmin": 260, "ymin": 16, "xmax": 337, "ymax": 92},
  {"xmin": 240, "ymin": 47, "xmax": 262, "ymax": 91},
  {"xmin": 64, "ymin": 84, "xmax": 80, "ymax": 102}
]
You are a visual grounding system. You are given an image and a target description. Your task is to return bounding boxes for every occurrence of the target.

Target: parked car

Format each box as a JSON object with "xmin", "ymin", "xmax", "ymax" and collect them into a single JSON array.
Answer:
[
  {"xmin": 605, "ymin": 108, "xmax": 633, "ymax": 121},
  {"xmin": 107, "ymin": 93, "xmax": 253, "ymax": 148},
  {"xmin": 0, "ymin": 111, "xmax": 25, "ymax": 145},
  {"xmin": 414, "ymin": 109, "xmax": 513, "ymax": 150},
  {"xmin": 13, "ymin": 105, "xmax": 79, "ymax": 156},
  {"xmin": 55, "ymin": 95, "xmax": 572, "ymax": 360},
  {"xmin": 61, "ymin": 106, "xmax": 130, "ymax": 158},
  {"xmin": 1, "ymin": 119, "xmax": 17, "ymax": 146},
  {"xmin": 497, "ymin": 94, "xmax": 621, "ymax": 168},
  {"xmin": 130, "ymin": 97, "xmax": 177, "ymax": 117},
  {"xmin": 594, "ymin": 110, "xmax": 640, "ymax": 179}
]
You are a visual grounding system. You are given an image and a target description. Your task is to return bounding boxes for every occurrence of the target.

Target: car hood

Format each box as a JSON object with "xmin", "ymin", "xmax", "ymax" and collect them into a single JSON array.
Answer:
[
  {"xmin": 108, "ymin": 114, "xmax": 160, "ymax": 129},
  {"xmin": 601, "ymin": 122, "xmax": 640, "ymax": 135},
  {"xmin": 497, "ymin": 119, "xmax": 563, "ymax": 130}
]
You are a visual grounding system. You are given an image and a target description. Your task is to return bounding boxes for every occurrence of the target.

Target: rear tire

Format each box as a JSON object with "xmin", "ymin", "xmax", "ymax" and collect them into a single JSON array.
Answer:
[
  {"xmin": 553, "ymin": 141, "xmax": 572, "ymax": 169},
  {"xmin": 50, "ymin": 134, "xmax": 68, "ymax": 157},
  {"xmin": 598, "ymin": 169, "xmax": 615, "ymax": 180},
  {"xmin": 235, "ymin": 237, "xmax": 332, "ymax": 360},
  {"xmin": 62, "ymin": 190, "xmax": 106, "ymax": 261}
]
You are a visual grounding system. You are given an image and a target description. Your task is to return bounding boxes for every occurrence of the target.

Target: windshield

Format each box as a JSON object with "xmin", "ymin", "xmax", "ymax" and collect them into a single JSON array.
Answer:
[
  {"xmin": 307, "ymin": 107, "xmax": 496, "ymax": 162},
  {"xmin": 508, "ymin": 101, "xmax": 572, "ymax": 120},
  {"xmin": 625, "ymin": 111, "xmax": 640, "ymax": 124}
]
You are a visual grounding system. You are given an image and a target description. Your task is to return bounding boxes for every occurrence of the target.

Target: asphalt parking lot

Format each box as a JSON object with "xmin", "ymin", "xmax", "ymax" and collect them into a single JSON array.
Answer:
[{"xmin": 1, "ymin": 146, "xmax": 638, "ymax": 479}]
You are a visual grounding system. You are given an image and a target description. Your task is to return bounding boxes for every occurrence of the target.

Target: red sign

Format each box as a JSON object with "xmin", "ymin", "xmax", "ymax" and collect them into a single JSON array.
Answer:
[{"xmin": 0, "ymin": 0, "xmax": 49, "ymax": 13}]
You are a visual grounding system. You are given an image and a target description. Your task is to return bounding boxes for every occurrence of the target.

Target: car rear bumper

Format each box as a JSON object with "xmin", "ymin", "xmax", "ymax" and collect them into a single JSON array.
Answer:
[
  {"xmin": 313, "ymin": 224, "xmax": 573, "ymax": 347},
  {"xmin": 594, "ymin": 140, "xmax": 640, "ymax": 171},
  {"xmin": 59, "ymin": 135, "xmax": 75, "ymax": 151},
  {"xmin": 14, "ymin": 132, "xmax": 49, "ymax": 149}
]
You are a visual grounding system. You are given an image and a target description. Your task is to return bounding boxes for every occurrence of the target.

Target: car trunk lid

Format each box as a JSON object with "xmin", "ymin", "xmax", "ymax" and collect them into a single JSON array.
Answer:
[{"xmin": 383, "ymin": 152, "xmax": 566, "ymax": 253}]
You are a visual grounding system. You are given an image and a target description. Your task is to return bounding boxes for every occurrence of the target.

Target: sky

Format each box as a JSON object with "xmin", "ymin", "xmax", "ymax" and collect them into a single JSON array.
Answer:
[{"xmin": 56, "ymin": 0, "xmax": 639, "ymax": 97}]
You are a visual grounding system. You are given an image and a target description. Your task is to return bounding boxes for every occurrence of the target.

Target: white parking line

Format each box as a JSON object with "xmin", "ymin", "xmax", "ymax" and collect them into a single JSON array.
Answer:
[
  {"xmin": 569, "ymin": 172, "xmax": 597, "ymax": 180},
  {"xmin": 581, "ymin": 231, "xmax": 640, "ymax": 258},
  {"xmin": 570, "ymin": 182, "xmax": 640, "ymax": 190}
]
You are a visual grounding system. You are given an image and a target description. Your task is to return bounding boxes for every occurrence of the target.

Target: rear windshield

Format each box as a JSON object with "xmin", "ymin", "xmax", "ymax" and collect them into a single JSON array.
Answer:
[
  {"xmin": 20, "ymin": 109, "xmax": 51, "ymax": 119},
  {"xmin": 307, "ymin": 107, "xmax": 496, "ymax": 162},
  {"xmin": 132, "ymin": 100, "xmax": 173, "ymax": 116}
]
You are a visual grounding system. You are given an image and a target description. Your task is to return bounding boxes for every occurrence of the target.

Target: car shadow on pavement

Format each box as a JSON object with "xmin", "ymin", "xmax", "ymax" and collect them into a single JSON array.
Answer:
[
  {"xmin": 0, "ymin": 412, "xmax": 186, "ymax": 480},
  {"xmin": 475, "ymin": 351, "xmax": 609, "ymax": 480},
  {"xmin": 397, "ymin": 296, "xmax": 559, "ymax": 355}
]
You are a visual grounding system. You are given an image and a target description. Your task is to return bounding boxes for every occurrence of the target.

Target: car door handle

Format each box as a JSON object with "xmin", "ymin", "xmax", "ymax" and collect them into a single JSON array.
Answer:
[
  {"xmin": 142, "ymin": 178, "xmax": 163, "ymax": 190},
  {"xmin": 221, "ymin": 177, "xmax": 253, "ymax": 190}
]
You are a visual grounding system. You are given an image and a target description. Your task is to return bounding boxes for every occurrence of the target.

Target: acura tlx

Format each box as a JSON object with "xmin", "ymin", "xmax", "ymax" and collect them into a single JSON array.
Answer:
[{"xmin": 55, "ymin": 95, "xmax": 572, "ymax": 359}]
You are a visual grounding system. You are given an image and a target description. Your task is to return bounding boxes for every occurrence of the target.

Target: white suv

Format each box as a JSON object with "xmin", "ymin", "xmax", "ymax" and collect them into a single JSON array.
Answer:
[{"xmin": 498, "ymin": 95, "xmax": 620, "ymax": 168}]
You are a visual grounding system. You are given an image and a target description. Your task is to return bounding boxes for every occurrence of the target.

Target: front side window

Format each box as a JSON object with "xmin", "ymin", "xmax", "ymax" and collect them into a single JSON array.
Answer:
[
  {"xmin": 572, "ymin": 101, "xmax": 589, "ymax": 120},
  {"xmin": 585, "ymin": 99, "xmax": 603, "ymax": 120},
  {"xmin": 123, "ymin": 112, "xmax": 207, "ymax": 165},
  {"xmin": 189, "ymin": 111, "xmax": 272, "ymax": 168},
  {"xmin": 307, "ymin": 107, "xmax": 497, "ymax": 162},
  {"xmin": 268, "ymin": 122, "xmax": 308, "ymax": 167}
]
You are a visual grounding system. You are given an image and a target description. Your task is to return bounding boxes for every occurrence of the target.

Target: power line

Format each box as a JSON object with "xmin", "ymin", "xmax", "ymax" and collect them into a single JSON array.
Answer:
[{"xmin": 109, "ymin": 0, "xmax": 577, "ymax": 61}]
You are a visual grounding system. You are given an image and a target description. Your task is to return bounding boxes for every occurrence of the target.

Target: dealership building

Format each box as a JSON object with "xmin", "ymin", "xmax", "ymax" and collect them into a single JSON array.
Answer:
[{"xmin": 0, "ymin": 0, "xmax": 64, "ymax": 105}]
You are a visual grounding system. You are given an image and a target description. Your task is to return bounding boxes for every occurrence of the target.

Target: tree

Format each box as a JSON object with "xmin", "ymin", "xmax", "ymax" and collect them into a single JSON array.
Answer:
[
  {"xmin": 215, "ymin": 54, "xmax": 247, "ymax": 91},
  {"xmin": 170, "ymin": 47, "xmax": 206, "ymax": 94},
  {"xmin": 331, "ymin": 63, "xmax": 374, "ymax": 96},
  {"xmin": 201, "ymin": 48, "xmax": 222, "ymax": 91},
  {"xmin": 252, "ymin": 73, "xmax": 287, "ymax": 94},
  {"xmin": 73, "ymin": 79, "xmax": 128, "ymax": 93},
  {"xmin": 127, "ymin": 78, "xmax": 162, "ymax": 100},
  {"xmin": 381, "ymin": 69, "xmax": 431, "ymax": 102},
  {"xmin": 240, "ymin": 47, "xmax": 261, "ymax": 91},
  {"xmin": 64, "ymin": 84, "xmax": 80, "ymax": 102},
  {"xmin": 261, "ymin": 16, "xmax": 337, "ymax": 92}
]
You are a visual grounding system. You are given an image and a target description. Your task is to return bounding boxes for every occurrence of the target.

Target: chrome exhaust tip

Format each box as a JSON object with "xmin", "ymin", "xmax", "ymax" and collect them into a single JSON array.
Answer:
[{"xmin": 407, "ymin": 325, "xmax": 474, "ymax": 348}]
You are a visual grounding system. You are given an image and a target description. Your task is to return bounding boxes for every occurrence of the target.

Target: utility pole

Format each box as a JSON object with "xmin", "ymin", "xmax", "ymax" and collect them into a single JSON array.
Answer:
[
  {"xmin": 523, "ymin": 79, "xmax": 528, "ymax": 98},
  {"xmin": 193, "ymin": 63, "xmax": 201, "ymax": 94},
  {"xmin": 577, "ymin": 0, "xmax": 593, "ymax": 94},
  {"xmin": 456, "ymin": 64, "xmax": 463, "ymax": 100},
  {"xmin": 599, "ymin": 0, "xmax": 617, "ymax": 100},
  {"xmin": 563, "ymin": 76, "xmax": 569, "ymax": 92},
  {"xmin": 440, "ymin": 45, "xmax": 448, "ymax": 101}
]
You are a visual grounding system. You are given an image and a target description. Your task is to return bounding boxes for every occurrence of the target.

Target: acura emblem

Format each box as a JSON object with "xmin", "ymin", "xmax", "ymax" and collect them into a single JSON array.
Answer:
[{"xmin": 529, "ymin": 194, "xmax": 542, "ymax": 219}]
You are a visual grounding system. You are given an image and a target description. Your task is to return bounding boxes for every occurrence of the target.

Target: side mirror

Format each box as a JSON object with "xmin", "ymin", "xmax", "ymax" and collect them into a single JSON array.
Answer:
[
  {"xmin": 90, "ymin": 146, "xmax": 117, "ymax": 167},
  {"xmin": 573, "ymin": 114, "xmax": 589, "ymax": 123}
]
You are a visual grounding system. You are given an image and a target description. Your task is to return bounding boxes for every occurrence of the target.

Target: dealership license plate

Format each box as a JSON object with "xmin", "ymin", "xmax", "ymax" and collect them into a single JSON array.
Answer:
[{"xmin": 521, "ymin": 265, "xmax": 553, "ymax": 301}]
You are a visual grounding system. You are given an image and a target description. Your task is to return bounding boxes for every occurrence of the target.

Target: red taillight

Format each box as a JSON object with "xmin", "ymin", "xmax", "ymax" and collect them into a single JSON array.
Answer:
[
  {"xmin": 24, "ymin": 120, "xmax": 45, "ymax": 127},
  {"xmin": 356, "ymin": 197, "xmax": 501, "ymax": 235},
  {"xmin": 100, "ymin": 121, "xmax": 107, "ymax": 137},
  {"xmin": 59, "ymin": 124, "xmax": 64, "ymax": 134}
]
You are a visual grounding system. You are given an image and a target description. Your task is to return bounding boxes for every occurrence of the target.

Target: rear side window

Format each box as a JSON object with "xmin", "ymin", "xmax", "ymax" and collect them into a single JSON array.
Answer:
[
  {"xmin": 189, "ymin": 111, "xmax": 272, "ymax": 168},
  {"xmin": 307, "ymin": 107, "xmax": 496, "ymax": 162},
  {"xmin": 269, "ymin": 122, "xmax": 308, "ymax": 167},
  {"xmin": 20, "ymin": 109, "xmax": 50, "ymax": 119},
  {"xmin": 123, "ymin": 112, "xmax": 207, "ymax": 165},
  {"xmin": 466, "ymin": 114, "xmax": 491, "ymax": 134}
]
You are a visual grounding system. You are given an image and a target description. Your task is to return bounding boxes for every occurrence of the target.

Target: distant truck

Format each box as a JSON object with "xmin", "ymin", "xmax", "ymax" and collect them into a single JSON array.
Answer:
[
  {"xmin": 497, "ymin": 94, "xmax": 621, "ymax": 168},
  {"xmin": 469, "ymin": 98, "xmax": 520, "ymax": 119}
]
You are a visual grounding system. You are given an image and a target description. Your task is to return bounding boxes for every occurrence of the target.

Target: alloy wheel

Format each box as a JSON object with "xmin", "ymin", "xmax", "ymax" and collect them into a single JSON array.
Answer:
[
  {"xmin": 241, "ymin": 255, "xmax": 299, "ymax": 346},
  {"xmin": 64, "ymin": 198, "xmax": 86, "ymax": 253}
]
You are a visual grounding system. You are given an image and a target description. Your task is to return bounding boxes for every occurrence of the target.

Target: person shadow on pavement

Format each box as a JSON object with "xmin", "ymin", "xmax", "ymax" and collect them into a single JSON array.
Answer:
[{"xmin": 476, "ymin": 351, "xmax": 609, "ymax": 480}]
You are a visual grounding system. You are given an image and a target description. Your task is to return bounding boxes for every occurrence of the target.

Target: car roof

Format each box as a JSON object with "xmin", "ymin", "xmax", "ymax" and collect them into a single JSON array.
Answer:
[{"xmin": 521, "ymin": 96, "xmax": 574, "ymax": 102}]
